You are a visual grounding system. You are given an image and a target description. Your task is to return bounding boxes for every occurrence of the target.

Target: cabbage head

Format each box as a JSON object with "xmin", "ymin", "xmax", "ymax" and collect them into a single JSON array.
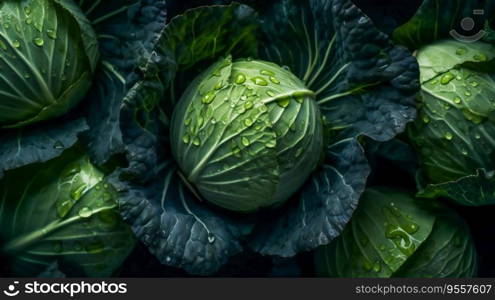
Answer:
[
  {"xmin": 314, "ymin": 188, "xmax": 477, "ymax": 278},
  {"xmin": 0, "ymin": 148, "xmax": 135, "ymax": 276},
  {"xmin": 170, "ymin": 56, "xmax": 324, "ymax": 213},
  {"xmin": 0, "ymin": 0, "xmax": 98, "ymax": 128},
  {"xmin": 408, "ymin": 40, "xmax": 495, "ymax": 183}
]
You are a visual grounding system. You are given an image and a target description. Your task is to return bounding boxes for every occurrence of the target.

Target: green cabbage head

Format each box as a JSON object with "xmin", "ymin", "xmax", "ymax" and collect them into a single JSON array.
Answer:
[
  {"xmin": 0, "ymin": 0, "xmax": 98, "ymax": 128},
  {"xmin": 408, "ymin": 40, "xmax": 495, "ymax": 183},
  {"xmin": 171, "ymin": 56, "xmax": 324, "ymax": 213}
]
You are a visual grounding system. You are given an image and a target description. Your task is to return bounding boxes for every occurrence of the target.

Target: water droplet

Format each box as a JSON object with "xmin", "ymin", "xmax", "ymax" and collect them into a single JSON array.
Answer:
[
  {"xmin": 244, "ymin": 118, "xmax": 253, "ymax": 127},
  {"xmin": 473, "ymin": 53, "xmax": 487, "ymax": 61},
  {"xmin": 78, "ymin": 207, "xmax": 92, "ymax": 218},
  {"xmin": 3, "ymin": 23, "xmax": 9, "ymax": 29},
  {"xmin": 470, "ymin": 80, "xmax": 479, "ymax": 87},
  {"xmin": 33, "ymin": 37, "xmax": 44, "ymax": 47},
  {"xmin": 46, "ymin": 29, "xmax": 57, "ymax": 40},
  {"xmin": 372, "ymin": 261, "xmax": 381, "ymax": 273},
  {"xmin": 25, "ymin": 18, "xmax": 32, "ymax": 25},
  {"xmin": 232, "ymin": 146, "xmax": 241, "ymax": 157},
  {"xmin": 379, "ymin": 245, "xmax": 387, "ymax": 251},
  {"xmin": 182, "ymin": 134, "xmax": 190, "ymax": 144},
  {"xmin": 475, "ymin": 133, "xmax": 481, "ymax": 139},
  {"xmin": 422, "ymin": 116, "xmax": 430, "ymax": 124},
  {"xmin": 454, "ymin": 97, "xmax": 462, "ymax": 104},
  {"xmin": 202, "ymin": 91, "xmax": 216, "ymax": 104},
  {"xmin": 235, "ymin": 73, "xmax": 246, "ymax": 84},
  {"xmin": 251, "ymin": 76, "xmax": 268, "ymax": 86},
  {"xmin": 12, "ymin": 40, "xmax": 20, "ymax": 48},
  {"xmin": 259, "ymin": 105, "xmax": 268, "ymax": 113},
  {"xmin": 244, "ymin": 101, "xmax": 254, "ymax": 110},
  {"xmin": 56, "ymin": 200, "xmax": 72, "ymax": 218},
  {"xmin": 197, "ymin": 116, "xmax": 204, "ymax": 127},
  {"xmin": 208, "ymin": 233, "xmax": 216, "ymax": 244},
  {"xmin": 277, "ymin": 98, "xmax": 290, "ymax": 108},
  {"xmin": 236, "ymin": 107, "xmax": 246, "ymax": 114},
  {"xmin": 404, "ymin": 223, "xmax": 419, "ymax": 234},
  {"xmin": 456, "ymin": 47, "xmax": 467, "ymax": 55},
  {"xmin": 184, "ymin": 118, "xmax": 191, "ymax": 126},
  {"xmin": 241, "ymin": 136, "xmax": 250, "ymax": 146},
  {"xmin": 193, "ymin": 137, "xmax": 201, "ymax": 146},
  {"xmin": 361, "ymin": 259, "xmax": 373, "ymax": 272},
  {"xmin": 462, "ymin": 149, "xmax": 468, "ymax": 156},
  {"xmin": 445, "ymin": 132, "xmax": 453, "ymax": 140},
  {"xmin": 440, "ymin": 72, "xmax": 455, "ymax": 85},
  {"xmin": 266, "ymin": 90, "xmax": 275, "ymax": 97},
  {"xmin": 24, "ymin": 6, "xmax": 31, "ymax": 15},
  {"xmin": 269, "ymin": 76, "xmax": 280, "ymax": 84},
  {"xmin": 385, "ymin": 224, "xmax": 416, "ymax": 256},
  {"xmin": 214, "ymin": 80, "xmax": 223, "ymax": 90},
  {"xmin": 71, "ymin": 184, "xmax": 87, "ymax": 201},
  {"xmin": 464, "ymin": 90, "xmax": 472, "ymax": 97},
  {"xmin": 260, "ymin": 70, "xmax": 274, "ymax": 76},
  {"xmin": 85, "ymin": 240, "xmax": 105, "ymax": 254},
  {"xmin": 0, "ymin": 41, "xmax": 7, "ymax": 51},
  {"xmin": 265, "ymin": 140, "xmax": 276, "ymax": 148}
]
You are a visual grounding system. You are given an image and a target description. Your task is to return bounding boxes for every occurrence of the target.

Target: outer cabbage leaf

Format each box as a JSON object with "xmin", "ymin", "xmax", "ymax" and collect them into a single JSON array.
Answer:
[
  {"xmin": 79, "ymin": 0, "xmax": 167, "ymax": 164},
  {"xmin": 0, "ymin": 147, "xmax": 136, "ymax": 277},
  {"xmin": 0, "ymin": 118, "xmax": 88, "ymax": 179},
  {"xmin": 258, "ymin": 0, "xmax": 419, "ymax": 141},
  {"xmin": 314, "ymin": 188, "xmax": 477, "ymax": 278},
  {"xmin": 393, "ymin": 0, "xmax": 495, "ymax": 51}
]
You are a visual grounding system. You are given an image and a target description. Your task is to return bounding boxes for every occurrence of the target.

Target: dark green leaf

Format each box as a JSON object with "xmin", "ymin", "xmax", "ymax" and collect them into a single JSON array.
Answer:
[
  {"xmin": 0, "ymin": 118, "xmax": 88, "ymax": 179},
  {"xmin": 259, "ymin": 0, "xmax": 419, "ymax": 141},
  {"xmin": 393, "ymin": 0, "xmax": 495, "ymax": 51}
]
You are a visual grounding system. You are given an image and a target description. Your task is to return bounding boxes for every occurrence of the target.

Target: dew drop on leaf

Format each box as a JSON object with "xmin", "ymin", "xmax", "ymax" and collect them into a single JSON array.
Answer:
[
  {"xmin": 277, "ymin": 98, "xmax": 290, "ymax": 108},
  {"xmin": 265, "ymin": 140, "xmax": 276, "ymax": 148},
  {"xmin": 78, "ymin": 207, "xmax": 92, "ymax": 218},
  {"xmin": 440, "ymin": 72, "xmax": 455, "ymax": 85},
  {"xmin": 56, "ymin": 200, "xmax": 72, "ymax": 218},
  {"xmin": 260, "ymin": 70, "xmax": 274, "ymax": 76},
  {"xmin": 251, "ymin": 76, "xmax": 268, "ymax": 86},
  {"xmin": 235, "ymin": 73, "xmax": 246, "ymax": 84},
  {"xmin": 241, "ymin": 136, "xmax": 250, "ymax": 147}
]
